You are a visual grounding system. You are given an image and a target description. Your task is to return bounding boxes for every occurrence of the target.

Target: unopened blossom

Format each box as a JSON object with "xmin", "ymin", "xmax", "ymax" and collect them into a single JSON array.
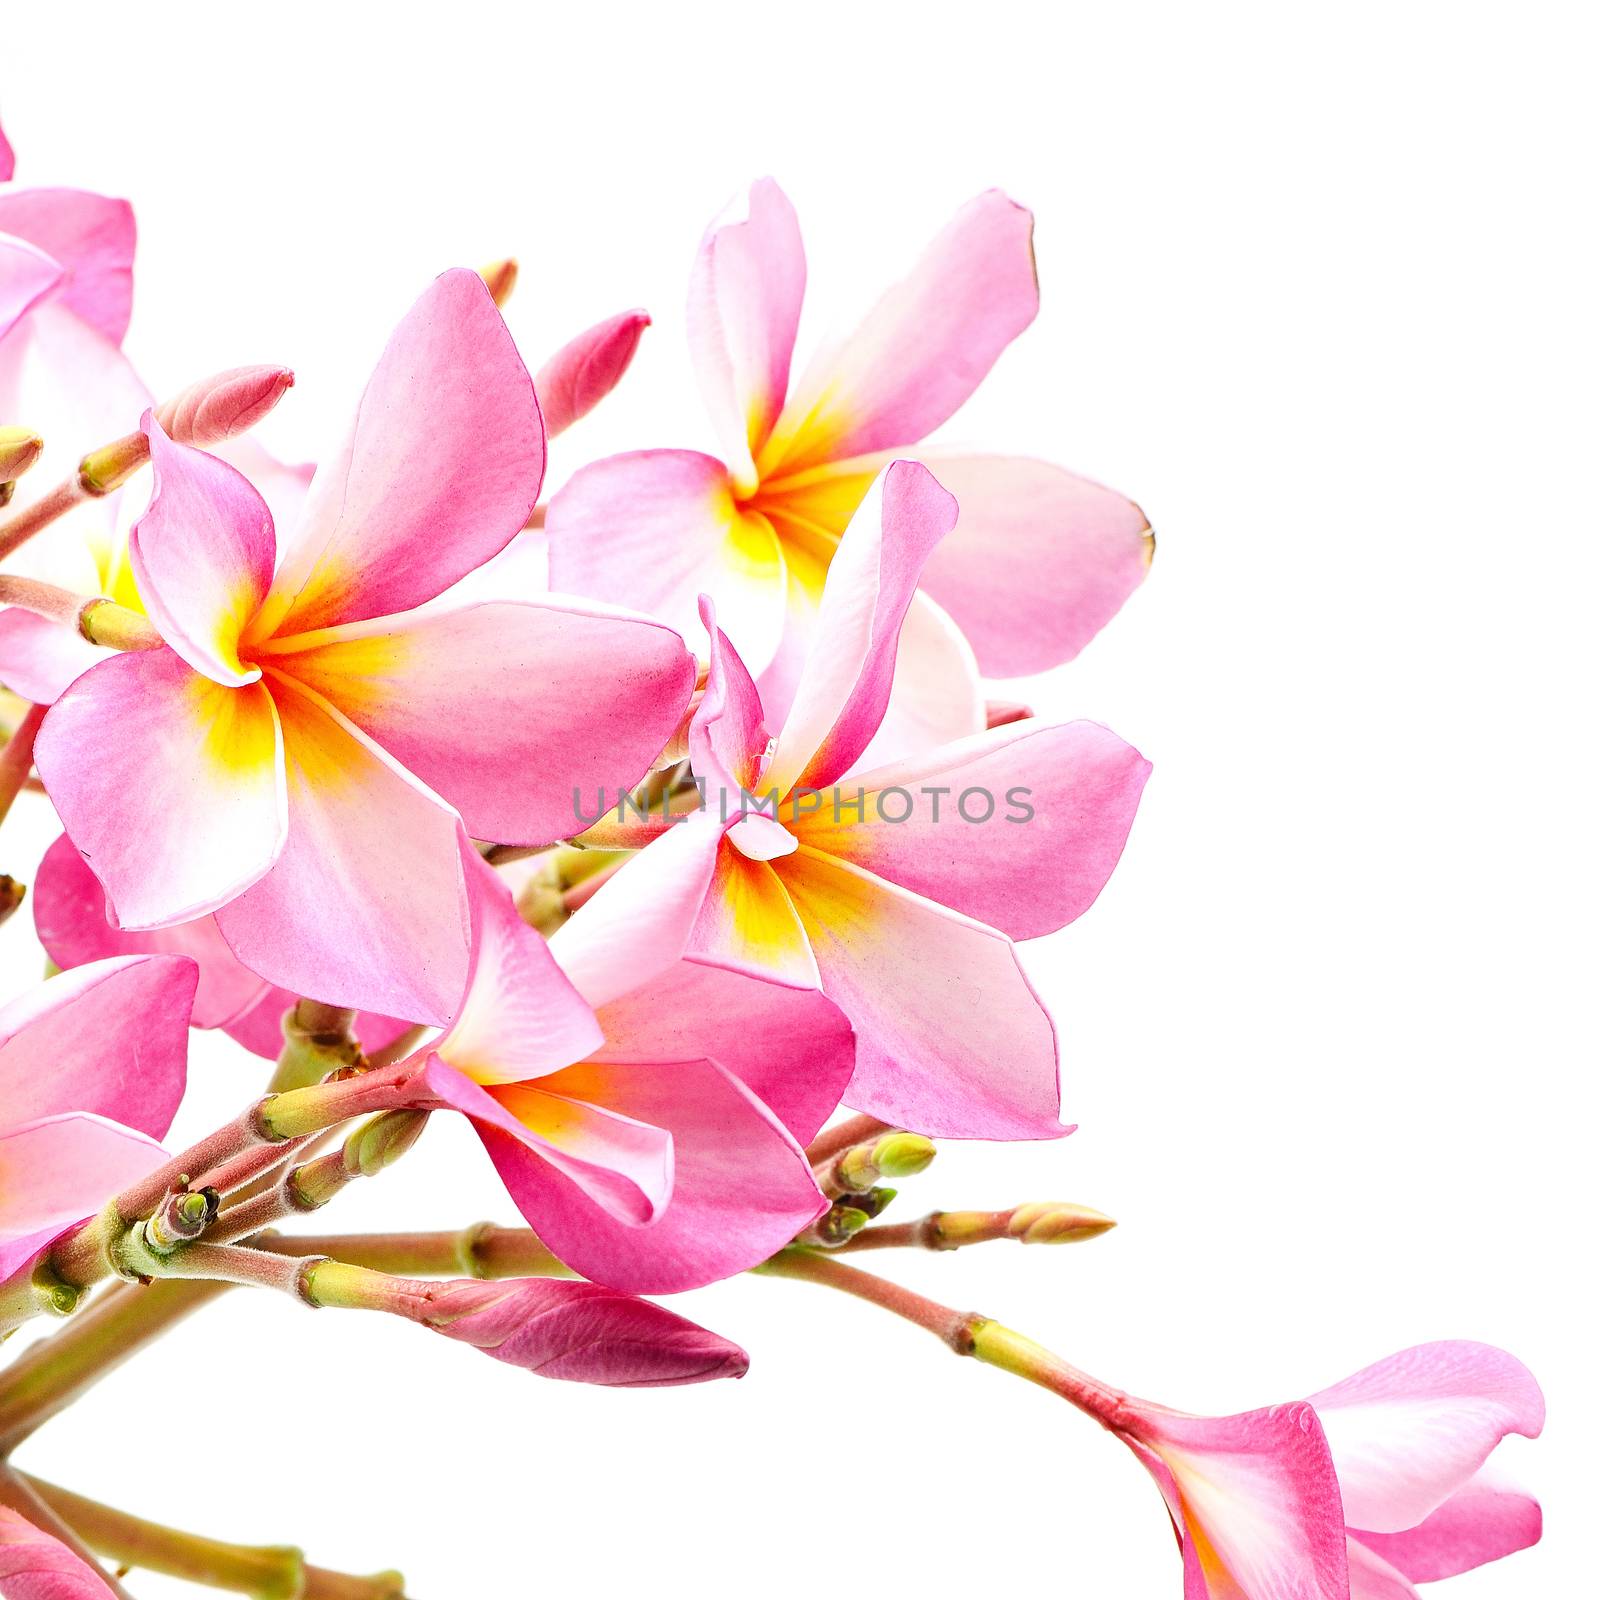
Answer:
[
  {"xmin": 534, "ymin": 308, "xmax": 650, "ymax": 437},
  {"xmin": 0, "ymin": 954, "xmax": 196, "ymax": 1286},
  {"xmin": 34, "ymin": 270, "xmax": 696, "ymax": 1025},
  {"xmin": 548, "ymin": 179, "xmax": 1153, "ymax": 760},
  {"xmin": 565, "ymin": 460, "xmax": 1148, "ymax": 1138},
  {"xmin": 407, "ymin": 841, "xmax": 852, "ymax": 1292},
  {"xmin": 397, "ymin": 1276, "xmax": 749, "ymax": 1387},
  {"xmin": 0, "ymin": 1504, "xmax": 120, "ymax": 1599},
  {"xmin": 1012, "ymin": 1333, "xmax": 1543, "ymax": 1598},
  {"xmin": 30, "ymin": 832, "xmax": 406, "ymax": 1058}
]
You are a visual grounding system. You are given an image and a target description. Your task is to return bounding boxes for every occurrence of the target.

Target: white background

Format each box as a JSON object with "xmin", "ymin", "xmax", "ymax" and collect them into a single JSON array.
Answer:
[{"xmin": 3, "ymin": 3, "xmax": 1595, "ymax": 1595}]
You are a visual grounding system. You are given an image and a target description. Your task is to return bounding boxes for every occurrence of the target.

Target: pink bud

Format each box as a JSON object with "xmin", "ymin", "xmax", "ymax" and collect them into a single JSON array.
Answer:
[
  {"xmin": 154, "ymin": 365, "xmax": 294, "ymax": 449},
  {"xmin": 0, "ymin": 1505, "xmax": 120, "ymax": 1598},
  {"xmin": 534, "ymin": 310, "xmax": 649, "ymax": 437},
  {"xmin": 985, "ymin": 698, "xmax": 1034, "ymax": 729},
  {"xmin": 411, "ymin": 1277, "xmax": 749, "ymax": 1387}
]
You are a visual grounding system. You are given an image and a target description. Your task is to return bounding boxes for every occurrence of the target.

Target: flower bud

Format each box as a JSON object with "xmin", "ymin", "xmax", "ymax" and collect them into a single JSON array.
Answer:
[
  {"xmin": 0, "ymin": 426, "xmax": 44, "ymax": 490},
  {"xmin": 534, "ymin": 309, "xmax": 650, "ymax": 437},
  {"xmin": 479, "ymin": 257, "xmax": 519, "ymax": 308},
  {"xmin": 985, "ymin": 698, "xmax": 1034, "ymax": 729},
  {"xmin": 155, "ymin": 365, "xmax": 295, "ymax": 450},
  {"xmin": 411, "ymin": 1277, "xmax": 749, "ymax": 1387},
  {"xmin": 1004, "ymin": 1201, "xmax": 1116, "ymax": 1244},
  {"xmin": 0, "ymin": 875, "xmax": 25, "ymax": 928}
]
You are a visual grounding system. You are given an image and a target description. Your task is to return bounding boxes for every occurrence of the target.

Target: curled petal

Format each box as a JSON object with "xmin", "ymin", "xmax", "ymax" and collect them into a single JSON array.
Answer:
[
  {"xmin": 130, "ymin": 416, "xmax": 276, "ymax": 686},
  {"xmin": 0, "ymin": 187, "xmax": 135, "ymax": 345},
  {"xmin": 1308, "ymin": 1341, "xmax": 1546, "ymax": 1534},
  {"xmin": 535, "ymin": 309, "xmax": 649, "ymax": 437},
  {"xmin": 1350, "ymin": 1470, "xmax": 1542, "ymax": 1583},
  {"xmin": 688, "ymin": 178, "xmax": 805, "ymax": 487},
  {"xmin": 764, "ymin": 460, "xmax": 958, "ymax": 796},
  {"xmin": 689, "ymin": 596, "xmax": 769, "ymax": 797},
  {"xmin": 0, "ymin": 233, "xmax": 61, "ymax": 343}
]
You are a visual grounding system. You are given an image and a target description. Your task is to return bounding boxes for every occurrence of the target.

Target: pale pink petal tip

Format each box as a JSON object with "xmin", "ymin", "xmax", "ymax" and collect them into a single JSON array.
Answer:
[
  {"xmin": 409, "ymin": 1277, "xmax": 749, "ymax": 1386},
  {"xmin": 535, "ymin": 309, "xmax": 651, "ymax": 437}
]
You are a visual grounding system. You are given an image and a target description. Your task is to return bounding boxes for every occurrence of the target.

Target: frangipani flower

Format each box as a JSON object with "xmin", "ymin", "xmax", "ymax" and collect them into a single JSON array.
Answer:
[
  {"xmin": 548, "ymin": 179, "xmax": 1153, "ymax": 760},
  {"xmin": 413, "ymin": 845, "xmax": 853, "ymax": 1293},
  {"xmin": 569, "ymin": 460, "xmax": 1149, "ymax": 1139},
  {"xmin": 34, "ymin": 270, "xmax": 696, "ymax": 1025},
  {"xmin": 30, "ymin": 832, "xmax": 407, "ymax": 1060},
  {"xmin": 0, "ymin": 954, "xmax": 196, "ymax": 1286},
  {"xmin": 0, "ymin": 1504, "xmax": 120, "ymax": 1600},
  {"xmin": 1026, "ymin": 1335, "xmax": 1543, "ymax": 1598}
]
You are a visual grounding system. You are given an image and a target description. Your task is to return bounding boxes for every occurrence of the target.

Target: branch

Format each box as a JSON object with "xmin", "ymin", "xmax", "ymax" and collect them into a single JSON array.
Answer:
[
  {"xmin": 835, "ymin": 1202, "xmax": 1117, "ymax": 1253},
  {"xmin": 23, "ymin": 1476, "xmax": 406, "ymax": 1599}
]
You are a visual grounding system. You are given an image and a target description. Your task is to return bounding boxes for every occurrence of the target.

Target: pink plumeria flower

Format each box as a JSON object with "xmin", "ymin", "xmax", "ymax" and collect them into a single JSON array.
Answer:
[
  {"xmin": 0, "ymin": 121, "xmax": 151, "ymax": 682},
  {"xmin": 567, "ymin": 460, "xmax": 1149, "ymax": 1139},
  {"xmin": 548, "ymin": 179, "xmax": 1153, "ymax": 761},
  {"xmin": 0, "ymin": 1504, "xmax": 121, "ymax": 1599},
  {"xmin": 34, "ymin": 270, "xmax": 696, "ymax": 1026},
  {"xmin": 30, "ymin": 831, "xmax": 407, "ymax": 1059},
  {"xmin": 0, "ymin": 954, "xmax": 196, "ymax": 1287},
  {"xmin": 1046, "ymin": 1339, "xmax": 1543, "ymax": 1598},
  {"xmin": 410, "ymin": 843, "xmax": 853, "ymax": 1293}
]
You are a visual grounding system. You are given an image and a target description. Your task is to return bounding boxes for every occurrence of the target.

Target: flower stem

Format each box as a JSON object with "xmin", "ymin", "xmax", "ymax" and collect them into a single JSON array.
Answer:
[
  {"xmin": 0, "ymin": 702, "xmax": 45, "ymax": 830},
  {"xmin": 258, "ymin": 1224, "xmax": 574, "ymax": 1280},
  {"xmin": 804, "ymin": 1114, "xmax": 892, "ymax": 1168},
  {"xmin": 22, "ymin": 1476, "xmax": 406, "ymax": 1599},
  {"xmin": 0, "ymin": 1466, "xmax": 136, "ymax": 1598},
  {"xmin": 0, "ymin": 1280, "xmax": 230, "ymax": 1455}
]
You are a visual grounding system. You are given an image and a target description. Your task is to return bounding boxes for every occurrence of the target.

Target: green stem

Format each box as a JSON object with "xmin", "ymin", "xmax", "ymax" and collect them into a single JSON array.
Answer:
[
  {"xmin": 0, "ymin": 1280, "xmax": 229, "ymax": 1455},
  {"xmin": 259, "ymin": 1224, "xmax": 574, "ymax": 1280},
  {"xmin": 23, "ymin": 1477, "xmax": 405, "ymax": 1599}
]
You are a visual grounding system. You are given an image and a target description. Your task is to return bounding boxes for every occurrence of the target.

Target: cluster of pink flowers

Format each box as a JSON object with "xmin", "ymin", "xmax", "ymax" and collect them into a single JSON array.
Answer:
[{"xmin": 0, "ymin": 109, "xmax": 1542, "ymax": 1598}]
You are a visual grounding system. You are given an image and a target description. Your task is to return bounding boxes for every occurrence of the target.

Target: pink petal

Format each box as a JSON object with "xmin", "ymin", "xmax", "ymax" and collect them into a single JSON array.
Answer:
[
  {"xmin": 255, "ymin": 270, "xmax": 543, "ymax": 638},
  {"xmin": 0, "ymin": 1226, "xmax": 62, "ymax": 1293},
  {"xmin": 0, "ymin": 1112, "xmax": 166, "ymax": 1240},
  {"xmin": 408, "ymin": 1277, "xmax": 748, "ymax": 1387},
  {"xmin": 915, "ymin": 454, "xmax": 1154, "ymax": 678},
  {"xmin": 422, "ymin": 1054, "xmax": 672, "ymax": 1227},
  {"xmin": 1307, "ymin": 1341, "xmax": 1546, "ymax": 1533},
  {"xmin": 590, "ymin": 956, "xmax": 855, "ymax": 1145},
  {"xmin": 775, "ymin": 846, "xmax": 1063, "ymax": 1138},
  {"xmin": 262, "ymin": 597, "xmax": 694, "ymax": 846},
  {"xmin": 1344, "ymin": 1538, "xmax": 1421, "ymax": 1600},
  {"xmin": 0, "ymin": 232, "xmax": 61, "ymax": 341},
  {"xmin": 31, "ymin": 832, "xmax": 272, "ymax": 1030},
  {"xmin": 0, "ymin": 1504, "xmax": 124, "ymax": 1599},
  {"xmin": 433, "ymin": 848, "xmax": 604, "ymax": 1084},
  {"xmin": 791, "ymin": 718, "xmax": 1151, "ymax": 940},
  {"xmin": 547, "ymin": 450, "xmax": 789, "ymax": 678},
  {"xmin": 688, "ymin": 178, "xmax": 805, "ymax": 490},
  {"xmin": 0, "ymin": 187, "xmax": 135, "ymax": 344},
  {"xmin": 0, "ymin": 120, "xmax": 13, "ymax": 182},
  {"xmin": 35, "ymin": 650, "xmax": 288, "ymax": 929},
  {"xmin": 758, "ymin": 190, "xmax": 1037, "ymax": 478},
  {"xmin": 213, "ymin": 682, "xmax": 471, "ymax": 1027},
  {"xmin": 0, "ymin": 608, "xmax": 107, "ymax": 703},
  {"xmin": 480, "ymin": 1055, "xmax": 824, "ymax": 1293},
  {"xmin": 548, "ymin": 809, "xmax": 729, "ymax": 1011},
  {"xmin": 1134, "ymin": 1404, "xmax": 1350, "ymax": 1600},
  {"xmin": 0, "ymin": 955, "xmax": 194, "ymax": 1137},
  {"xmin": 690, "ymin": 595, "xmax": 770, "ymax": 799},
  {"xmin": 535, "ymin": 308, "xmax": 650, "ymax": 437},
  {"xmin": 130, "ymin": 415, "xmax": 276, "ymax": 686},
  {"xmin": 846, "ymin": 589, "xmax": 983, "ymax": 772},
  {"xmin": 1350, "ymin": 1469, "xmax": 1542, "ymax": 1582},
  {"xmin": 764, "ymin": 460, "xmax": 959, "ymax": 796},
  {"xmin": 210, "ymin": 434, "xmax": 315, "ymax": 535}
]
